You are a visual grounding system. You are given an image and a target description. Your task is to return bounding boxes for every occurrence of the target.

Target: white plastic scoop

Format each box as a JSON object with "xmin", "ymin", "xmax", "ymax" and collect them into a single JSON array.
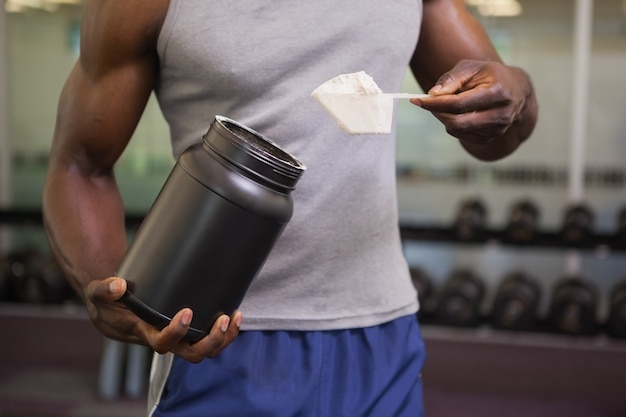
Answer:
[
  {"xmin": 311, "ymin": 71, "xmax": 429, "ymax": 135},
  {"xmin": 385, "ymin": 93, "xmax": 431, "ymax": 99}
]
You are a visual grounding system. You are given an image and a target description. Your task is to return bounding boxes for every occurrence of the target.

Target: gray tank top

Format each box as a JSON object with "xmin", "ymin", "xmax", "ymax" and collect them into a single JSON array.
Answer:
[{"xmin": 154, "ymin": 0, "xmax": 423, "ymax": 332}]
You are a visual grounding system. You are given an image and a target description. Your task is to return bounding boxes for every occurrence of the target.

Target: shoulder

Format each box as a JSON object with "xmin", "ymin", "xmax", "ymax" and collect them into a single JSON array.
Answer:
[
  {"xmin": 422, "ymin": 0, "xmax": 464, "ymax": 7},
  {"xmin": 79, "ymin": 0, "xmax": 170, "ymax": 75}
]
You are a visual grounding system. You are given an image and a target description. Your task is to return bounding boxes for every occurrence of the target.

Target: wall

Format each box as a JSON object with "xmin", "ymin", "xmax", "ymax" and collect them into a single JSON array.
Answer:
[
  {"xmin": 6, "ymin": 7, "xmax": 172, "ymax": 213},
  {"xmin": 5, "ymin": 3, "xmax": 626, "ymax": 217},
  {"xmin": 3, "ymin": 2, "xmax": 626, "ymax": 301}
]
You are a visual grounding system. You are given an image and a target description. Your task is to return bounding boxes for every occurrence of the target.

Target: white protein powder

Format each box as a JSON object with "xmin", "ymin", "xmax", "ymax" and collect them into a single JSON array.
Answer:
[
  {"xmin": 311, "ymin": 71, "xmax": 394, "ymax": 135},
  {"xmin": 312, "ymin": 71, "xmax": 383, "ymax": 96}
]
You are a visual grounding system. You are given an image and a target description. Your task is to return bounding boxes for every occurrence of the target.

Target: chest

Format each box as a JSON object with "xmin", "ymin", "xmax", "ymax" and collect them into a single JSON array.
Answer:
[{"xmin": 158, "ymin": 0, "xmax": 422, "ymax": 93}]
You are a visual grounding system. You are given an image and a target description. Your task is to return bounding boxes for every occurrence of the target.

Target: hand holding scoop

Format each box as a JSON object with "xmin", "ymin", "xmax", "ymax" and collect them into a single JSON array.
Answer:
[{"xmin": 311, "ymin": 71, "xmax": 429, "ymax": 135}]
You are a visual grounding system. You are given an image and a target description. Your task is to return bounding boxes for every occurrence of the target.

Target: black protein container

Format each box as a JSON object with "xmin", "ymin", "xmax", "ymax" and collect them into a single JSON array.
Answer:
[{"xmin": 118, "ymin": 116, "xmax": 306, "ymax": 342}]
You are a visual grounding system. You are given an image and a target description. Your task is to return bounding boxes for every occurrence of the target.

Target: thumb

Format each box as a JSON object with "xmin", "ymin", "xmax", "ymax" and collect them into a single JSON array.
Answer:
[
  {"xmin": 428, "ymin": 74, "xmax": 462, "ymax": 96},
  {"xmin": 428, "ymin": 62, "xmax": 477, "ymax": 96},
  {"xmin": 88, "ymin": 277, "xmax": 127, "ymax": 303}
]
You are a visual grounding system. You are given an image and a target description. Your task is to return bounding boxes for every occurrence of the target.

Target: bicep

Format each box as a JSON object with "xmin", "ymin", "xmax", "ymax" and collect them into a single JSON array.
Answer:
[
  {"xmin": 411, "ymin": 0, "xmax": 502, "ymax": 90},
  {"xmin": 49, "ymin": 0, "xmax": 163, "ymax": 176},
  {"xmin": 44, "ymin": 50, "xmax": 157, "ymax": 282},
  {"xmin": 50, "ymin": 56, "xmax": 156, "ymax": 176}
]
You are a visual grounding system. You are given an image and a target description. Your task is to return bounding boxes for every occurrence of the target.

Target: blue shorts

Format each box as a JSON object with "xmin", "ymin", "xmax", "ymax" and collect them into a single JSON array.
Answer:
[{"xmin": 152, "ymin": 315, "xmax": 426, "ymax": 417}]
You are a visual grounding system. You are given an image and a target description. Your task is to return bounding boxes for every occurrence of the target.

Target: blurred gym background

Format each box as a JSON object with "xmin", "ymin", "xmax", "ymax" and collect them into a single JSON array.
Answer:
[{"xmin": 1, "ymin": 0, "xmax": 626, "ymax": 416}]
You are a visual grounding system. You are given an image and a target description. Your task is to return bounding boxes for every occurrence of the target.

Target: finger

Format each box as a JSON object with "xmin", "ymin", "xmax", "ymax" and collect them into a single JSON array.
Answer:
[
  {"xmin": 87, "ymin": 277, "xmax": 127, "ymax": 303},
  {"xmin": 431, "ymin": 109, "xmax": 512, "ymax": 144},
  {"xmin": 196, "ymin": 314, "xmax": 231, "ymax": 354},
  {"xmin": 173, "ymin": 311, "xmax": 242, "ymax": 362},
  {"xmin": 417, "ymin": 87, "xmax": 500, "ymax": 115},
  {"xmin": 222, "ymin": 310, "xmax": 242, "ymax": 346},
  {"xmin": 209, "ymin": 310, "xmax": 242, "ymax": 353},
  {"xmin": 149, "ymin": 308, "xmax": 194, "ymax": 354},
  {"xmin": 168, "ymin": 315, "xmax": 228, "ymax": 363}
]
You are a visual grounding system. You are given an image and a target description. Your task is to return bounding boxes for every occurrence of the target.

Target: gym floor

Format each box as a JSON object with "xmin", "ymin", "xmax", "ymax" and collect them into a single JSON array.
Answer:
[
  {"xmin": 1, "ymin": 304, "xmax": 625, "ymax": 417},
  {"xmin": 0, "ymin": 303, "xmax": 143, "ymax": 417},
  {"xmin": 1, "ymin": 371, "xmax": 617, "ymax": 417}
]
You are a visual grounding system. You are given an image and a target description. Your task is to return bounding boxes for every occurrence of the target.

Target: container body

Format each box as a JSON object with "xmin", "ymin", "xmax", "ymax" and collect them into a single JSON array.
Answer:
[{"xmin": 118, "ymin": 116, "xmax": 305, "ymax": 342}]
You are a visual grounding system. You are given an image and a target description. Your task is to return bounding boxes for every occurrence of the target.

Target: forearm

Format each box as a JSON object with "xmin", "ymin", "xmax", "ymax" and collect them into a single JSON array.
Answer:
[
  {"xmin": 413, "ymin": 0, "xmax": 502, "ymax": 90},
  {"xmin": 43, "ymin": 165, "xmax": 128, "ymax": 301}
]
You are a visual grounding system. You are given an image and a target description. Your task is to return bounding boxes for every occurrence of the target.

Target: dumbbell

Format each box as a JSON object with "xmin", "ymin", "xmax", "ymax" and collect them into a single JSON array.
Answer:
[
  {"xmin": 8, "ymin": 250, "xmax": 72, "ymax": 304},
  {"xmin": 436, "ymin": 269, "xmax": 485, "ymax": 327},
  {"xmin": 0, "ymin": 254, "xmax": 13, "ymax": 302},
  {"xmin": 505, "ymin": 199, "xmax": 540, "ymax": 244},
  {"xmin": 614, "ymin": 206, "xmax": 626, "ymax": 248},
  {"xmin": 4, "ymin": 249, "xmax": 38, "ymax": 303},
  {"xmin": 490, "ymin": 271, "xmax": 541, "ymax": 331},
  {"xmin": 409, "ymin": 266, "xmax": 435, "ymax": 320},
  {"xmin": 606, "ymin": 280, "xmax": 626, "ymax": 339},
  {"xmin": 560, "ymin": 204, "xmax": 594, "ymax": 246},
  {"xmin": 547, "ymin": 277, "xmax": 598, "ymax": 335},
  {"xmin": 453, "ymin": 198, "xmax": 488, "ymax": 242}
]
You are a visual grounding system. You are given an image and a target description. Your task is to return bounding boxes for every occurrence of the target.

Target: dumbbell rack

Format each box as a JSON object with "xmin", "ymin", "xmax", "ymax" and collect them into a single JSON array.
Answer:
[
  {"xmin": 400, "ymin": 219, "xmax": 626, "ymax": 337},
  {"xmin": 3, "ymin": 208, "xmax": 626, "ymax": 342},
  {"xmin": 0, "ymin": 208, "xmax": 143, "ymax": 306},
  {"xmin": 2, "ymin": 209, "xmax": 626, "ymax": 412},
  {"xmin": 0, "ymin": 208, "xmax": 145, "ymax": 229},
  {"xmin": 400, "ymin": 223, "xmax": 626, "ymax": 252},
  {"xmin": 399, "ymin": 220, "xmax": 626, "ymax": 415},
  {"xmin": 0, "ymin": 208, "xmax": 149, "ymax": 402}
]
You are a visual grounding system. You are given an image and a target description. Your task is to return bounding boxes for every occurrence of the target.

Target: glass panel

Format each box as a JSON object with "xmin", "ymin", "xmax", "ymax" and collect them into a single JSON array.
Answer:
[
  {"xmin": 4, "ymin": 0, "xmax": 626, "ymax": 231},
  {"xmin": 2, "ymin": 0, "xmax": 626, "ymax": 331},
  {"xmin": 5, "ymin": 3, "xmax": 172, "ymax": 214}
]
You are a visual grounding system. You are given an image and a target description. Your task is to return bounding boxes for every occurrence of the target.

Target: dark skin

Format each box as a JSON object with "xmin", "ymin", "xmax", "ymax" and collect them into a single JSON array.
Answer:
[
  {"xmin": 43, "ymin": 0, "xmax": 537, "ymax": 363},
  {"xmin": 412, "ymin": 0, "xmax": 537, "ymax": 160}
]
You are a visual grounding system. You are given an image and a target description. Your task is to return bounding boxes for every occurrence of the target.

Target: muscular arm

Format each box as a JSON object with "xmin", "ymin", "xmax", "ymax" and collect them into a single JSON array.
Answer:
[
  {"xmin": 44, "ymin": 1, "xmax": 158, "ymax": 306},
  {"xmin": 43, "ymin": 0, "xmax": 239, "ymax": 361},
  {"xmin": 411, "ymin": 0, "xmax": 538, "ymax": 161}
]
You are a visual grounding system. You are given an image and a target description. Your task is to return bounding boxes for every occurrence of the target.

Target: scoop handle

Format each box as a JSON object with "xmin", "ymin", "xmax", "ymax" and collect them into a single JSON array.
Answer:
[{"xmin": 385, "ymin": 93, "xmax": 431, "ymax": 99}]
